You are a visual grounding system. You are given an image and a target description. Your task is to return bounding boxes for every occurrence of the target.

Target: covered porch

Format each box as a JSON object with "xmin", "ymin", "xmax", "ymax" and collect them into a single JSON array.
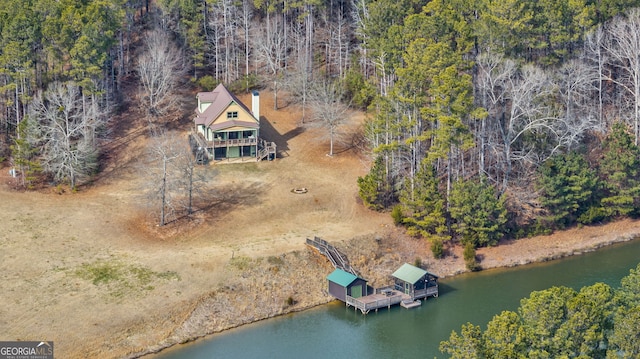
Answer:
[{"xmin": 190, "ymin": 132, "xmax": 275, "ymax": 162}]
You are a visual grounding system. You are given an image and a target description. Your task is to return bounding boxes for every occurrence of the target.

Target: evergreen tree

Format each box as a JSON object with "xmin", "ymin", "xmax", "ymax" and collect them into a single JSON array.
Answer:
[
  {"xmin": 157, "ymin": 0, "xmax": 206, "ymax": 78},
  {"xmin": 537, "ymin": 151, "xmax": 599, "ymax": 228},
  {"xmin": 342, "ymin": 67, "xmax": 376, "ymax": 110},
  {"xmin": 608, "ymin": 306, "xmax": 640, "ymax": 358},
  {"xmin": 449, "ymin": 179, "xmax": 507, "ymax": 247},
  {"xmin": 439, "ymin": 322, "xmax": 484, "ymax": 359},
  {"xmin": 599, "ymin": 122, "xmax": 640, "ymax": 218},
  {"xmin": 357, "ymin": 155, "xmax": 394, "ymax": 210},
  {"xmin": 439, "ymin": 265, "xmax": 640, "ymax": 359},
  {"xmin": 10, "ymin": 118, "xmax": 42, "ymax": 189},
  {"xmin": 463, "ymin": 242, "xmax": 479, "ymax": 271},
  {"xmin": 398, "ymin": 163, "xmax": 449, "ymax": 244},
  {"xmin": 475, "ymin": 0, "xmax": 534, "ymax": 57}
]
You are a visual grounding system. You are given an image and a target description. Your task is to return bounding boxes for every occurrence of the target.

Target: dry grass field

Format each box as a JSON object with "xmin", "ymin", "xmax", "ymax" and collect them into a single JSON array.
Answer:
[
  {"xmin": 0, "ymin": 90, "xmax": 393, "ymax": 358},
  {"xmin": 1, "ymin": 89, "xmax": 640, "ymax": 358}
]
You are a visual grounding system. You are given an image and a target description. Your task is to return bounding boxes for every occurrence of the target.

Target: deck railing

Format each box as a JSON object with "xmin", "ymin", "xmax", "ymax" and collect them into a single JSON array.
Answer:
[
  {"xmin": 208, "ymin": 137, "xmax": 258, "ymax": 148},
  {"xmin": 392, "ymin": 284, "xmax": 439, "ymax": 299},
  {"xmin": 193, "ymin": 132, "xmax": 257, "ymax": 148},
  {"xmin": 414, "ymin": 286, "xmax": 439, "ymax": 299}
]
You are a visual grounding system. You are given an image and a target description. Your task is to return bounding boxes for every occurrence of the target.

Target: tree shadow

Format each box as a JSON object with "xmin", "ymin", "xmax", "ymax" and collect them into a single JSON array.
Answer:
[
  {"xmin": 331, "ymin": 124, "xmax": 367, "ymax": 156},
  {"xmin": 259, "ymin": 116, "xmax": 305, "ymax": 158},
  {"xmin": 195, "ymin": 181, "xmax": 266, "ymax": 216}
]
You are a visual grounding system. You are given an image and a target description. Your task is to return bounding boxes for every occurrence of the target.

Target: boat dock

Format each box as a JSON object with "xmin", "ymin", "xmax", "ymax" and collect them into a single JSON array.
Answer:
[
  {"xmin": 307, "ymin": 237, "xmax": 439, "ymax": 315},
  {"xmin": 346, "ymin": 287, "xmax": 423, "ymax": 314}
]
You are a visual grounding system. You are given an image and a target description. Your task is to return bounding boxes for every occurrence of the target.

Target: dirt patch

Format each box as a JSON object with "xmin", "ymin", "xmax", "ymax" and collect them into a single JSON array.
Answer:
[{"xmin": 1, "ymin": 90, "xmax": 640, "ymax": 359}]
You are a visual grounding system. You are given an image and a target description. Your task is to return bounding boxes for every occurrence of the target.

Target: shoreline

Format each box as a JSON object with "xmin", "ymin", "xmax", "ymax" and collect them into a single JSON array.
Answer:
[{"xmin": 132, "ymin": 219, "xmax": 640, "ymax": 359}]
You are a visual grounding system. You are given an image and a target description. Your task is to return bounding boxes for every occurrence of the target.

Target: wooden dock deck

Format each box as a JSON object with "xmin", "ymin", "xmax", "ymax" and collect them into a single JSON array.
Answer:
[{"xmin": 345, "ymin": 288, "xmax": 422, "ymax": 314}]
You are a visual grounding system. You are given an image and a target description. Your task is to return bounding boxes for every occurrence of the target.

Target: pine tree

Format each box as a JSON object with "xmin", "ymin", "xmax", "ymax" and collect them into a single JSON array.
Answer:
[
  {"xmin": 10, "ymin": 118, "xmax": 42, "ymax": 189},
  {"xmin": 399, "ymin": 163, "xmax": 450, "ymax": 246},
  {"xmin": 449, "ymin": 179, "xmax": 507, "ymax": 247},
  {"xmin": 599, "ymin": 122, "xmax": 640, "ymax": 218},
  {"xmin": 537, "ymin": 151, "xmax": 599, "ymax": 228},
  {"xmin": 357, "ymin": 155, "xmax": 393, "ymax": 210}
]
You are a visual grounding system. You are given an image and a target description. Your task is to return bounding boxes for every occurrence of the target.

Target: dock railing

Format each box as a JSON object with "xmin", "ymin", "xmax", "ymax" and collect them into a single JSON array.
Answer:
[
  {"xmin": 414, "ymin": 285, "xmax": 439, "ymax": 299},
  {"xmin": 306, "ymin": 237, "xmax": 357, "ymax": 276},
  {"xmin": 346, "ymin": 292, "xmax": 404, "ymax": 314}
]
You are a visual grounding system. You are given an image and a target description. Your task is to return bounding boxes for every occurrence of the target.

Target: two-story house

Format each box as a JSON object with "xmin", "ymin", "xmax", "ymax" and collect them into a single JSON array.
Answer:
[{"xmin": 193, "ymin": 83, "xmax": 275, "ymax": 162}]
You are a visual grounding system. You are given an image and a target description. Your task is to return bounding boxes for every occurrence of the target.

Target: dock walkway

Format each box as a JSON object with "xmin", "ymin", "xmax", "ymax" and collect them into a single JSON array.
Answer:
[{"xmin": 306, "ymin": 237, "xmax": 357, "ymax": 276}]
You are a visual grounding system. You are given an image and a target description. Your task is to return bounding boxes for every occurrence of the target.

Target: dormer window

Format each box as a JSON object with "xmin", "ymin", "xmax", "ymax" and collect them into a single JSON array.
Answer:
[{"xmin": 227, "ymin": 111, "xmax": 238, "ymax": 119}]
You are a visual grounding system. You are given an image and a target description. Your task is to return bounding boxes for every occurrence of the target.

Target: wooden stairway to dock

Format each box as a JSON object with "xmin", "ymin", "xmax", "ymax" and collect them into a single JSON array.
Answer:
[{"xmin": 306, "ymin": 236, "xmax": 357, "ymax": 276}]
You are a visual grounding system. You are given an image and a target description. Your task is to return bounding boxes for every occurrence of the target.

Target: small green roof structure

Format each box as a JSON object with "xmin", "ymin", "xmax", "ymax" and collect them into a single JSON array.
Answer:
[
  {"xmin": 392, "ymin": 263, "xmax": 430, "ymax": 285},
  {"xmin": 327, "ymin": 268, "xmax": 359, "ymax": 287}
]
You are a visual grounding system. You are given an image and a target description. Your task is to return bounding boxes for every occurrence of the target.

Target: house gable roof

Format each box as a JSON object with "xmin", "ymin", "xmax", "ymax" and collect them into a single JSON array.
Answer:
[
  {"xmin": 327, "ymin": 269, "xmax": 360, "ymax": 287},
  {"xmin": 194, "ymin": 83, "xmax": 258, "ymax": 128},
  {"xmin": 392, "ymin": 263, "xmax": 429, "ymax": 285}
]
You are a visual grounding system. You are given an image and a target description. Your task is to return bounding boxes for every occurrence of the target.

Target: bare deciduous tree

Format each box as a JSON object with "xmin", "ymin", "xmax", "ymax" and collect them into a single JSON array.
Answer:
[
  {"xmin": 603, "ymin": 9, "xmax": 640, "ymax": 144},
  {"xmin": 137, "ymin": 29, "xmax": 184, "ymax": 117},
  {"xmin": 145, "ymin": 129, "xmax": 210, "ymax": 225},
  {"xmin": 584, "ymin": 27, "xmax": 608, "ymax": 128},
  {"xmin": 477, "ymin": 57, "xmax": 567, "ymax": 190},
  {"xmin": 175, "ymin": 137, "xmax": 209, "ymax": 215},
  {"xmin": 145, "ymin": 129, "xmax": 183, "ymax": 226},
  {"xmin": 554, "ymin": 59, "xmax": 600, "ymax": 149},
  {"xmin": 255, "ymin": 17, "xmax": 287, "ymax": 109},
  {"xmin": 285, "ymin": 54, "xmax": 312, "ymax": 123},
  {"xmin": 239, "ymin": 0, "xmax": 255, "ymax": 91},
  {"xmin": 477, "ymin": 51, "xmax": 515, "ymax": 179},
  {"xmin": 31, "ymin": 81, "xmax": 105, "ymax": 188},
  {"xmin": 319, "ymin": 6, "xmax": 351, "ymax": 79},
  {"xmin": 308, "ymin": 80, "xmax": 350, "ymax": 156}
]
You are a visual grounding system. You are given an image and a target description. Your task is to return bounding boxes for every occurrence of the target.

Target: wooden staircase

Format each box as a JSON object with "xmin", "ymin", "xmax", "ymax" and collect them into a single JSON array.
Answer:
[
  {"xmin": 306, "ymin": 236, "xmax": 357, "ymax": 276},
  {"xmin": 257, "ymin": 139, "xmax": 277, "ymax": 161}
]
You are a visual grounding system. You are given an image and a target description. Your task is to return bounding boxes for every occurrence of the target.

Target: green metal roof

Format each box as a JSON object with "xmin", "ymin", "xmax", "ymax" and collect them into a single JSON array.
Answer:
[
  {"xmin": 327, "ymin": 269, "xmax": 358, "ymax": 287},
  {"xmin": 392, "ymin": 263, "xmax": 428, "ymax": 284}
]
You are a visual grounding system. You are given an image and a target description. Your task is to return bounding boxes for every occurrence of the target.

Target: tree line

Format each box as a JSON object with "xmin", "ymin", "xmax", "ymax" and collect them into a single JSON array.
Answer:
[
  {"xmin": 0, "ymin": 0, "xmax": 144, "ymax": 188},
  {"xmin": 440, "ymin": 262, "xmax": 640, "ymax": 358},
  {"xmin": 354, "ymin": 1, "xmax": 640, "ymax": 254},
  {"xmin": 3, "ymin": 0, "xmax": 640, "ymax": 231}
]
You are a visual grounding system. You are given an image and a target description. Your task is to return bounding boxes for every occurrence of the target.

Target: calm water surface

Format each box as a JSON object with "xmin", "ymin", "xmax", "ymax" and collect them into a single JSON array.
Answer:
[{"xmin": 153, "ymin": 238, "xmax": 640, "ymax": 359}]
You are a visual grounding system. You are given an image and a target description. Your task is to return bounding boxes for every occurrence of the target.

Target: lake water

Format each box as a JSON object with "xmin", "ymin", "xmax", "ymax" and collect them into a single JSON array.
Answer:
[{"xmin": 152, "ymin": 238, "xmax": 640, "ymax": 359}]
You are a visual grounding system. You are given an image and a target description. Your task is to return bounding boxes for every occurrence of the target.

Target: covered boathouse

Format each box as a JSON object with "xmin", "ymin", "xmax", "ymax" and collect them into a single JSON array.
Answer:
[
  {"xmin": 327, "ymin": 269, "xmax": 368, "ymax": 301},
  {"xmin": 392, "ymin": 263, "xmax": 439, "ymax": 300},
  {"xmin": 311, "ymin": 237, "xmax": 439, "ymax": 314}
]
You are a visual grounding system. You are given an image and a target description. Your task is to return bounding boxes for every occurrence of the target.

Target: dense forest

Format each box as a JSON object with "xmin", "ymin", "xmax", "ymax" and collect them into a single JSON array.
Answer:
[
  {"xmin": 3, "ymin": 0, "xmax": 640, "ymax": 242},
  {"xmin": 440, "ymin": 263, "xmax": 640, "ymax": 358}
]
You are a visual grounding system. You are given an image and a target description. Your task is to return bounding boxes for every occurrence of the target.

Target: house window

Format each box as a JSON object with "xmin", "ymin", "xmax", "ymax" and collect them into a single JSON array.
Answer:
[{"xmin": 227, "ymin": 111, "xmax": 238, "ymax": 119}]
